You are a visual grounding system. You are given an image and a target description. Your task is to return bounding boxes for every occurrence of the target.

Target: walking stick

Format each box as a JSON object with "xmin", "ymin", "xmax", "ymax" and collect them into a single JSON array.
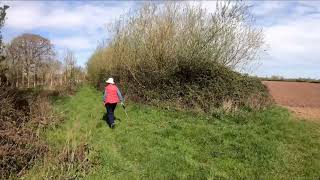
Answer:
[{"xmin": 122, "ymin": 104, "xmax": 129, "ymax": 120}]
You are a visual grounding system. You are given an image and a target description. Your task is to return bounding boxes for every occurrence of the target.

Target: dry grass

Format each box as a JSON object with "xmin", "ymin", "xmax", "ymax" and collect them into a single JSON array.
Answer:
[
  {"xmin": 222, "ymin": 99, "xmax": 235, "ymax": 112},
  {"xmin": 25, "ymin": 118, "xmax": 94, "ymax": 179}
]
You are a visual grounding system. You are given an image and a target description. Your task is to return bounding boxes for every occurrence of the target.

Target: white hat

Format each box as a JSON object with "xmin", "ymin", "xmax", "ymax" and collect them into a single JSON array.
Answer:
[{"xmin": 106, "ymin": 78, "xmax": 115, "ymax": 84}]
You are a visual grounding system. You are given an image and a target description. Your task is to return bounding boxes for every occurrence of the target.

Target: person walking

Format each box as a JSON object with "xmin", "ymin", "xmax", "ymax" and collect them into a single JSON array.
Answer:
[{"xmin": 103, "ymin": 78, "xmax": 124, "ymax": 129}]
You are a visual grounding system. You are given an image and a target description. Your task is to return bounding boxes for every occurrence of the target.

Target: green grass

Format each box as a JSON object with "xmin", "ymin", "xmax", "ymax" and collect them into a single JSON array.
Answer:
[{"xmin": 25, "ymin": 85, "xmax": 320, "ymax": 179}]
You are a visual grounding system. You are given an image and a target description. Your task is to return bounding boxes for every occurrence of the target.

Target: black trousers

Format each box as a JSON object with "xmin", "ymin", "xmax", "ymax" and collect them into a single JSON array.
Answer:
[{"xmin": 105, "ymin": 103, "xmax": 117, "ymax": 126}]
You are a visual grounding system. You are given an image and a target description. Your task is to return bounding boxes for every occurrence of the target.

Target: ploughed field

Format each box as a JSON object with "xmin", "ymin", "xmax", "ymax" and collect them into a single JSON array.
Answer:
[{"xmin": 263, "ymin": 81, "xmax": 320, "ymax": 120}]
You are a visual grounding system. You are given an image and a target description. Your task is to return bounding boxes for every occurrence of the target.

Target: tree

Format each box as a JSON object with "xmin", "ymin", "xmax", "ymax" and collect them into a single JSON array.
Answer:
[
  {"xmin": 87, "ymin": 1, "xmax": 268, "ymax": 111},
  {"xmin": 88, "ymin": 1, "xmax": 264, "ymax": 86},
  {"xmin": 63, "ymin": 49, "xmax": 76, "ymax": 84},
  {"xmin": 46, "ymin": 59, "xmax": 63, "ymax": 88},
  {"xmin": 5, "ymin": 34, "xmax": 82, "ymax": 90},
  {"xmin": 0, "ymin": 4, "xmax": 9, "ymax": 85},
  {"xmin": 0, "ymin": 4, "xmax": 9, "ymax": 55},
  {"xmin": 6, "ymin": 33, "xmax": 55, "ymax": 88},
  {"xmin": 62, "ymin": 49, "xmax": 85, "ymax": 91}
]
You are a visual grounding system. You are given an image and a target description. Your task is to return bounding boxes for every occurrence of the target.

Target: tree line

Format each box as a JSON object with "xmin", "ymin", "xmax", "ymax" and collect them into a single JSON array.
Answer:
[{"xmin": 0, "ymin": 6, "xmax": 85, "ymax": 90}]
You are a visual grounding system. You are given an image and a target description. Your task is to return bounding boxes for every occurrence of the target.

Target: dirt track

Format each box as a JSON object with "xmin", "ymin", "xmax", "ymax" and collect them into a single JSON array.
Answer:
[{"xmin": 263, "ymin": 81, "xmax": 320, "ymax": 121}]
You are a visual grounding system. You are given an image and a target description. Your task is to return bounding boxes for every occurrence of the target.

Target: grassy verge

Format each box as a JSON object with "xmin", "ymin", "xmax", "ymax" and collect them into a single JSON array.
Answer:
[{"xmin": 25, "ymin": 85, "xmax": 320, "ymax": 179}]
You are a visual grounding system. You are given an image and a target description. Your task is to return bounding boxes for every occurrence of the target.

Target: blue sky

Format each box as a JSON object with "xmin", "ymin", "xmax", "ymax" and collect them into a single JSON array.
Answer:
[{"xmin": 2, "ymin": 1, "xmax": 320, "ymax": 79}]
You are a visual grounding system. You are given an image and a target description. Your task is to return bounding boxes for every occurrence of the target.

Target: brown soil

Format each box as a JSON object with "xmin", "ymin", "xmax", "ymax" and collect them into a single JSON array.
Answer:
[{"xmin": 263, "ymin": 81, "xmax": 320, "ymax": 121}]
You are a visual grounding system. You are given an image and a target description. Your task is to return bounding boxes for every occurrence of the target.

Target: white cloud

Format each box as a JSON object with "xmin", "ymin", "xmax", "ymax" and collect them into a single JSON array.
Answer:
[
  {"xmin": 2, "ymin": 1, "xmax": 320, "ymax": 78},
  {"xmin": 296, "ymin": 1, "xmax": 320, "ymax": 12},
  {"xmin": 4, "ymin": 1, "xmax": 134, "ymax": 31},
  {"xmin": 2, "ymin": 1, "xmax": 137, "ymax": 65},
  {"xmin": 189, "ymin": 1, "xmax": 217, "ymax": 14},
  {"xmin": 251, "ymin": 1, "xmax": 290, "ymax": 17},
  {"xmin": 3, "ymin": 1, "xmax": 43, "ymax": 30},
  {"xmin": 256, "ymin": 12, "xmax": 320, "ymax": 78},
  {"xmin": 52, "ymin": 36, "xmax": 93, "ymax": 50}
]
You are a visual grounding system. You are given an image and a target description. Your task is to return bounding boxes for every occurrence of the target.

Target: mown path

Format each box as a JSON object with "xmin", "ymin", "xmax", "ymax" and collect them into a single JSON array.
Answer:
[{"xmin": 26, "ymin": 85, "xmax": 320, "ymax": 179}]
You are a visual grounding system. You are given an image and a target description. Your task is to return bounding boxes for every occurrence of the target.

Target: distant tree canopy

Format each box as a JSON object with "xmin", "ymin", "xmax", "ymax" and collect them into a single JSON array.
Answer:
[
  {"xmin": 0, "ymin": 3, "xmax": 85, "ymax": 89},
  {"xmin": 2, "ymin": 33, "xmax": 85, "ymax": 89},
  {"xmin": 6, "ymin": 33, "xmax": 56, "ymax": 88},
  {"xmin": 63, "ymin": 49, "xmax": 85, "ymax": 92},
  {"xmin": 87, "ymin": 2, "xmax": 269, "ymax": 111}
]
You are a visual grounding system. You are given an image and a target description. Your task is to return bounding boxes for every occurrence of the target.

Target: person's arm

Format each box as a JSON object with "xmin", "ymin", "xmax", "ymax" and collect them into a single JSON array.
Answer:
[
  {"xmin": 103, "ymin": 89, "xmax": 107, "ymax": 104},
  {"xmin": 117, "ymin": 87, "xmax": 124, "ymax": 103}
]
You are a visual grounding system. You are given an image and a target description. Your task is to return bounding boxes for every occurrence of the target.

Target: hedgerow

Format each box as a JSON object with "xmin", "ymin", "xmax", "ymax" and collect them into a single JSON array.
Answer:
[{"xmin": 87, "ymin": 2, "xmax": 270, "ymax": 112}]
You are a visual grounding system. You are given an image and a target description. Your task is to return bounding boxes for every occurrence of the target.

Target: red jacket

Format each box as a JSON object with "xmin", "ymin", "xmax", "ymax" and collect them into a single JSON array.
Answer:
[{"xmin": 104, "ymin": 84, "xmax": 123, "ymax": 104}]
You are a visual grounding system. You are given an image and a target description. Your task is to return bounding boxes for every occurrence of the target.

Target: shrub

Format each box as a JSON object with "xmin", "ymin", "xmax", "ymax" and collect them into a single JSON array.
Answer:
[
  {"xmin": 87, "ymin": 2, "xmax": 270, "ymax": 112},
  {"xmin": 0, "ymin": 86, "xmax": 63, "ymax": 178},
  {"xmin": 115, "ymin": 61, "xmax": 270, "ymax": 112}
]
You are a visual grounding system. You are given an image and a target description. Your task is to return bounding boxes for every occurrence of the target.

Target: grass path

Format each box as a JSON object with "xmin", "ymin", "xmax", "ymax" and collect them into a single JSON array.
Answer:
[{"xmin": 26, "ymin": 85, "xmax": 320, "ymax": 179}]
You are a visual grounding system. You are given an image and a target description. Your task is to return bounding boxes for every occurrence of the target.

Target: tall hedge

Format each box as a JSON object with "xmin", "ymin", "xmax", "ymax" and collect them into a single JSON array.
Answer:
[{"xmin": 87, "ymin": 2, "xmax": 270, "ymax": 112}]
